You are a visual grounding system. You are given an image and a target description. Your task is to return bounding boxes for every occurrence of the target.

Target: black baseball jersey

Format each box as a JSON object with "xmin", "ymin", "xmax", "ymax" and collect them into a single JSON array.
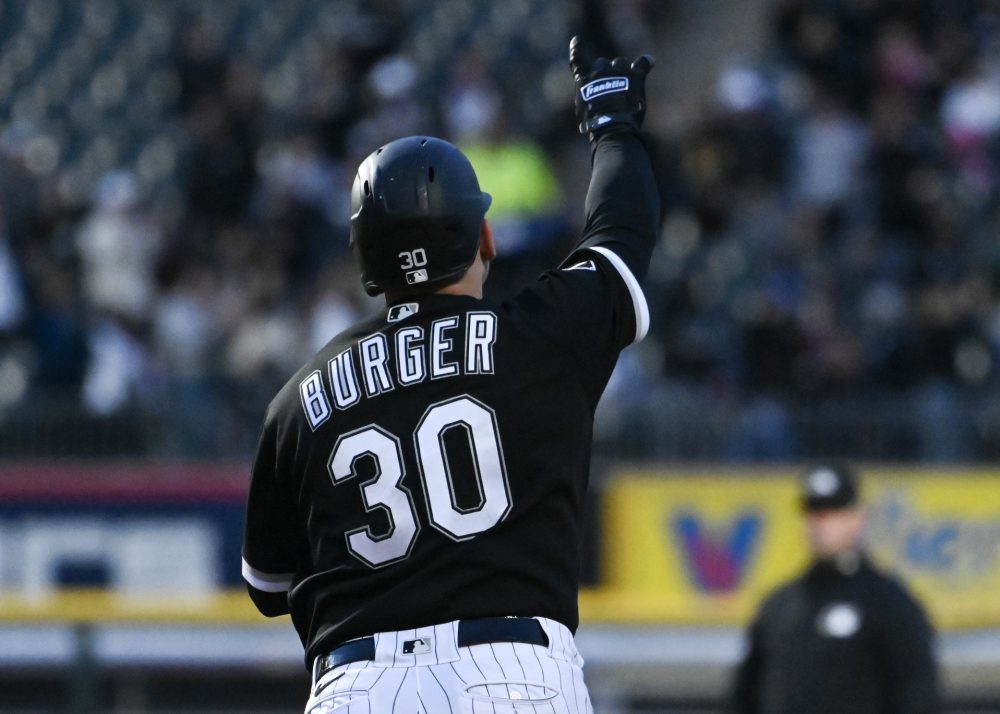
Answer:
[
  {"xmin": 242, "ymin": 131, "xmax": 659, "ymax": 667},
  {"xmin": 731, "ymin": 554, "xmax": 941, "ymax": 714}
]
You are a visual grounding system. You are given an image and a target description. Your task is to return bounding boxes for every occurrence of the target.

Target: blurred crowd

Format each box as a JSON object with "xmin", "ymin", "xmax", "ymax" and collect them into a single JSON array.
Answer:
[
  {"xmin": 2, "ymin": 0, "xmax": 1000, "ymax": 461},
  {"xmin": 608, "ymin": 0, "xmax": 1000, "ymax": 461},
  {"xmin": 0, "ymin": 0, "xmax": 593, "ymax": 455}
]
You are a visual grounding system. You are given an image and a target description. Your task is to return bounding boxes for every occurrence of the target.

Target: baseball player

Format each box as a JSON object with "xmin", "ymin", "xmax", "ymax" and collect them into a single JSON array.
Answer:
[
  {"xmin": 730, "ymin": 464, "xmax": 940, "ymax": 714},
  {"xmin": 242, "ymin": 36, "xmax": 658, "ymax": 713}
]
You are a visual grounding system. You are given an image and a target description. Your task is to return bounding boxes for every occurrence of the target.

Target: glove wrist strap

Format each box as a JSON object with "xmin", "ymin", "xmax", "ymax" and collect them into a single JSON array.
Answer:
[{"xmin": 579, "ymin": 113, "xmax": 640, "ymax": 135}]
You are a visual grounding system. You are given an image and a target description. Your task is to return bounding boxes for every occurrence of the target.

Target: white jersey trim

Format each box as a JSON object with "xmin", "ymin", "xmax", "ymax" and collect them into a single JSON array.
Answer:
[
  {"xmin": 242, "ymin": 558, "xmax": 294, "ymax": 592},
  {"xmin": 589, "ymin": 246, "xmax": 650, "ymax": 343}
]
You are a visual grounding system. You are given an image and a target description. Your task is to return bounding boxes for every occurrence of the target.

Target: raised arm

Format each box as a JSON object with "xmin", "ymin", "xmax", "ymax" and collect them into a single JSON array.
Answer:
[{"xmin": 566, "ymin": 36, "xmax": 660, "ymax": 282}]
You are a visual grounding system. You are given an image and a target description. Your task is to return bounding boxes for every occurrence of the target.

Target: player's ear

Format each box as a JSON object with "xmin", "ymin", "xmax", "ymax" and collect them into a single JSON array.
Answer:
[{"xmin": 479, "ymin": 220, "xmax": 496, "ymax": 262}]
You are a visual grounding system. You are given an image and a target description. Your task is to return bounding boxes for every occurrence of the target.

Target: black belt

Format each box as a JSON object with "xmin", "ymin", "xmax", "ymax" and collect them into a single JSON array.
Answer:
[{"xmin": 315, "ymin": 617, "xmax": 548, "ymax": 676}]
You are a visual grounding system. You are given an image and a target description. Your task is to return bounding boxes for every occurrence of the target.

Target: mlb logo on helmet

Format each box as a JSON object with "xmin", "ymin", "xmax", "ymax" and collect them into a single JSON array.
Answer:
[{"xmin": 406, "ymin": 269, "xmax": 429, "ymax": 284}]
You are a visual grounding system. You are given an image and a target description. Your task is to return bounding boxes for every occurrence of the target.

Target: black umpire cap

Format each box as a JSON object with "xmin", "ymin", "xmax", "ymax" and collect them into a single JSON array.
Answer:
[{"xmin": 799, "ymin": 463, "xmax": 859, "ymax": 511}]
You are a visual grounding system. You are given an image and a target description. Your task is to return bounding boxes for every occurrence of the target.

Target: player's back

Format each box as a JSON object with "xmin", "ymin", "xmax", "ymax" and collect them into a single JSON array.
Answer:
[{"xmin": 262, "ymin": 263, "xmax": 634, "ymax": 663}]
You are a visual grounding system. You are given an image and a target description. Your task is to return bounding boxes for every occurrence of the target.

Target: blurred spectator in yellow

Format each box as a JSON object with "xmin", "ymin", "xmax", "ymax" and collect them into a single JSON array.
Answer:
[{"xmin": 444, "ymin": 49, "xmax": 564, "ymax": 272}]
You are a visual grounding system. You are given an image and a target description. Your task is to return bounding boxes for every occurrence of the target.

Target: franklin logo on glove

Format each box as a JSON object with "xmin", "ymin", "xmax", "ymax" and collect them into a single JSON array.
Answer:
[{"xmin": 580, "ymin": 77, "xmax": 628, "ymax": 101}]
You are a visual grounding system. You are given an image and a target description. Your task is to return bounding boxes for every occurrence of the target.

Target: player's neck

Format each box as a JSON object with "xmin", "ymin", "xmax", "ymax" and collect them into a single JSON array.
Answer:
[
  {"xmin": 386, "ymin": 260, "xmax": 487, "ymax": 303},
  {"xmin": 435, "ymin": 271, "xmax": 484, "ymax": 299}
]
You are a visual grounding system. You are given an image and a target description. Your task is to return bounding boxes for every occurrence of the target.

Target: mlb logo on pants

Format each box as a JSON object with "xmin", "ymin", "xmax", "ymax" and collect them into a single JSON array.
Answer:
[{"xmin": 402, "ymin": 637, "xmax": 433, "ymax": 655}]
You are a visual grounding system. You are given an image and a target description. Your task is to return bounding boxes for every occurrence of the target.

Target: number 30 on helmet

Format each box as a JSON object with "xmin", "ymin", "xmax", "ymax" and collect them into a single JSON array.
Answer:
[{"xmin": 349, "ymin": 137, "xmax": 493, "ymax": 297}]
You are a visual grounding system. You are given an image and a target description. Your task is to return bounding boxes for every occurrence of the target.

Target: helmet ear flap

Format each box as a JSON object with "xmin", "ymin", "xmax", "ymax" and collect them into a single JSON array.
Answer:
[{"xmin": 349, "ymin": 137, "xmax": 489, "ymax": 296}]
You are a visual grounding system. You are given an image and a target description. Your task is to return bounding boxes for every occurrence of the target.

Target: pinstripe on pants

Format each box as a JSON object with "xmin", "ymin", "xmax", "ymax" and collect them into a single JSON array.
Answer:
[{"xmin": 304, "ymin": 617, "xmax": 593, "ymax": 713}]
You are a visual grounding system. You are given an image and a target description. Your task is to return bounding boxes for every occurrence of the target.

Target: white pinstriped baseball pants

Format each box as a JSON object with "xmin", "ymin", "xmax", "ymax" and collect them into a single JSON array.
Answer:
[{"xmin": 304, "ymin": 617, "xmax": 593, "ymax": 713}]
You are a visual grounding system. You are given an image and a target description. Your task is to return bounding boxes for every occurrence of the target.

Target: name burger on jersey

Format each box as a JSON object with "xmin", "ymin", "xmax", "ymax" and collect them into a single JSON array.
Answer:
[{"xmin": 299, "ymin": 311, "xmax": 498, "ymax": 429}]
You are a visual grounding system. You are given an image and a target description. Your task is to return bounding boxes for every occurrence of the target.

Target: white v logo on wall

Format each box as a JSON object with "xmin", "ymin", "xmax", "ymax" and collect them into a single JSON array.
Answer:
[{"xmin": 564, "ymin": 259, "xmax": 596, "ymax": 272}]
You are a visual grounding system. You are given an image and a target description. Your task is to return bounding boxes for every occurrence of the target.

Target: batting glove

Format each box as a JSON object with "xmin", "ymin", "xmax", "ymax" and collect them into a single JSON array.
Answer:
[{"xmin": 569, "ymin": 35, "xmax": 654, "ymax": 137}]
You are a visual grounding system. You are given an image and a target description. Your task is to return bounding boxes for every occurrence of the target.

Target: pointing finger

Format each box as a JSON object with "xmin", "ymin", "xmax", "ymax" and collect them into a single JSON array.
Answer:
[
  {"xmin": 569, "ymin": 35, "xmax": 590, "ymax": 80},
  {"xmin": 631, "ymin": 55, "xmax": 655, "ymax": 76}
]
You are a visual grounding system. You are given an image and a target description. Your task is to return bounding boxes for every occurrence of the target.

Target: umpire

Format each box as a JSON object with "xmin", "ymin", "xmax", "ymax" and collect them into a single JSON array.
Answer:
[{"xmin": 731, "ymin": 463, "xmax": 941, "ymax": 714}]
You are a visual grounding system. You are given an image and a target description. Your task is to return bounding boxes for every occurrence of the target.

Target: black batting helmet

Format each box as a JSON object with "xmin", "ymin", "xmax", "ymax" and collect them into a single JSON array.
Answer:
[{"xmin": 350, "ymin": 137, "xmax": 492, "ymax": 296}]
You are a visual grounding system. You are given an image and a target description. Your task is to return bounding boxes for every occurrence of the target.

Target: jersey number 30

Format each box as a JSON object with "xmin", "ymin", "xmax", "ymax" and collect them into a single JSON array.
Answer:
[{"xmin": 328, "ymin": 395, "xmax": 511, "ymax": 568}]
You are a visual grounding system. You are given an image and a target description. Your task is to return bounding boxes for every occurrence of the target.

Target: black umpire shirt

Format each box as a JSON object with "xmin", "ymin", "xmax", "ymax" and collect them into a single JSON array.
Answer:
[
  {"xmin": 731, "ymin": 553, "xmax": 941, "ymax": 714},
  {"xmin": 241, "ymin": 130, "xmax": 659, "ymax": 667}
]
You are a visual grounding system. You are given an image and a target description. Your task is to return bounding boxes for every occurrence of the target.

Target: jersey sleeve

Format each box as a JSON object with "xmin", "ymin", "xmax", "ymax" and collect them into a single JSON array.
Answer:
[
  {"xmin": 242, "ymin": 408, "xmax": 300, "ymax": 616},
  {"xmin": 586, "ymin": 245, "xmax": 650, "ymax": 344},
  {"xmin": 520, "ymin": 247, "xmax": 649, "ymax": 353},
  {"xmin": 505, "ymin": 130, "xmax": 657, "ymax": 386},
  {"xmin": 538, "ymin": 128, "xmax": 658, "ymax": 348},
  {"xmin": 568, "ymin": 129, "xmax": 660, "ymax": 286}
]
